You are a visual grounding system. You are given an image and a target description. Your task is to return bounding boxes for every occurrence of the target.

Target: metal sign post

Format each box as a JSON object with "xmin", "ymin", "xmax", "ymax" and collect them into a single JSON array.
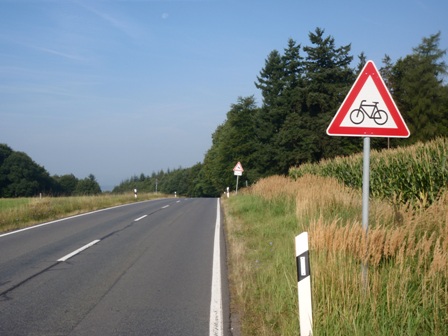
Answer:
[
  {"xmin": 362, "ymin": 137, "xmax": 370, "ymax": 289},
  {"xmin": 235, "ymin": 175, "xmax": 239, "ymax": 194}
]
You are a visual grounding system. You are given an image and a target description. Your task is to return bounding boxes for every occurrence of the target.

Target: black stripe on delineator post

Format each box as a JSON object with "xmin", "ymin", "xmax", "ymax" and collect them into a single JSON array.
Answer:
[{"xmin": 296, "ymin": 250, "xmax": 310, "ymax": 282}]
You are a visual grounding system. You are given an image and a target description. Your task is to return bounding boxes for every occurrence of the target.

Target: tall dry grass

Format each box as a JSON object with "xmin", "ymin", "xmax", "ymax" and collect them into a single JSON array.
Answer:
[{"xmin": 224, "ymin": 174, "xmax": 447, "ymax": 335}]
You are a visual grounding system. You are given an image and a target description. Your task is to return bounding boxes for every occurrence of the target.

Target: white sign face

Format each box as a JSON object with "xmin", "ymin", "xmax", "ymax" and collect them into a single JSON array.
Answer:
[{"xmin": 234, "ymin": 171, "xmax": 242, "ymax": 176}]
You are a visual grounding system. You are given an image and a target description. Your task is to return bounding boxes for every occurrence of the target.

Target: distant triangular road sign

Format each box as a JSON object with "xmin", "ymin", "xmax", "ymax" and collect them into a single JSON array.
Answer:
[
  {"xmin": 327, "ymin": 60, "xmax": 410, "ymax": 138},
  {"xmin": 233, "ymin": 162, "xmax": 244, "ymax": 176}
]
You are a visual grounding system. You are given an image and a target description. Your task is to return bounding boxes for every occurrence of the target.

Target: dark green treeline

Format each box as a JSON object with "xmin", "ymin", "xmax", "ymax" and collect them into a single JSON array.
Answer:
[
  {"xmin": 117, "ymin": 28, "xmax": 448, "ymax": 197},
  {"xmin": 0, "ymin": 143, "xmax": 101, "ymax": 197}
]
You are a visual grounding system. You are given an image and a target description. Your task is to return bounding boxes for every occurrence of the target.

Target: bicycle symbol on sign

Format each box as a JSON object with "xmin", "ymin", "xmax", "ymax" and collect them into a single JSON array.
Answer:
[{"xmin": 350, "ymin": 100, "xmax": 388, "ymax": 125}]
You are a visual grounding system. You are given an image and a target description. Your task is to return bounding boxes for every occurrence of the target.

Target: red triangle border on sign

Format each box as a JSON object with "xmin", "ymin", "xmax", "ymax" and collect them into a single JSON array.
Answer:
[
  {"xmin": 233, "ymin": 161, "xmax": 244, "ymax": 172},
  {"xmin": 326, "ymin": 61, "xmax": 410, "ymax": 138}
]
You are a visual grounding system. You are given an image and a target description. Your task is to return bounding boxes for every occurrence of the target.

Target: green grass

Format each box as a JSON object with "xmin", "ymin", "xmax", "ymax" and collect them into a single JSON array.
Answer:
[
  {"xmin": 224, "ymin": 194, "xmax": 299, "ymax": 335},
  {"xmin": 0, "ymin": 198, "xmax": 30, "ymax": 210}
]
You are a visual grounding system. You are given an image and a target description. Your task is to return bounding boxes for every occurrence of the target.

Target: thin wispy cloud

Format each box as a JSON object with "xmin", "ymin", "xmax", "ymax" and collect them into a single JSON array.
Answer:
[
  {"xmin": 0, "ymin": 32, "xmax": 88, "ymax": 62},
  {"xmin": 33, "ymin": 46, "xmax": 87, "ymax": 62},
  {"xmin": 75, "ymin": 1, "xmax": 144, "ymax": 41}
]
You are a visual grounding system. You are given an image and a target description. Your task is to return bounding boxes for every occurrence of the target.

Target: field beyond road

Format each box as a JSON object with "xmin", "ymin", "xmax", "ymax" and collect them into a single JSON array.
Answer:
[
  {"xmin": 223, "ymin": 174, "xmax": 447, "ymax": 335},
  {"xmin": 0, "ymin": 193, "xmax": 167, "ymax": 234}
]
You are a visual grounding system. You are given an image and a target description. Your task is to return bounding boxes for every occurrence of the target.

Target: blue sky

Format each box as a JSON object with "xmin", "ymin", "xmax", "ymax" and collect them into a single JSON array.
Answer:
[{"xmin": 1, "ymin": 0, "xmax": 447, "ymax": 191}]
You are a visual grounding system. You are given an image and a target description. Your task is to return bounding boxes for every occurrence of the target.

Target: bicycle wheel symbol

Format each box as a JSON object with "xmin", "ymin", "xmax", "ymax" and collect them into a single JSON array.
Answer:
[
  {"xmin": 373, "ymin": 110, "xmax": 388, "ymax": 125},
  {"xmin": 350, "ymin": 109, "xmax": 364, "ymax": 124}
]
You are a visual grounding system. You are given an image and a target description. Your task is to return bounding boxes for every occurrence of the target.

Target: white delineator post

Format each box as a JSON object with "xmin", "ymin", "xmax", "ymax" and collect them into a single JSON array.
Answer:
[{"xmin": 295, "ymin": 232, "xmax": 313, "ymax": 336}]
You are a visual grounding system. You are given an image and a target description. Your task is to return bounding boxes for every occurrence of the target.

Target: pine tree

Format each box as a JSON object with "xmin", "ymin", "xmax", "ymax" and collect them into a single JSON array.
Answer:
[
  {"xmin": 303, "ymin": 28, "xmax": 354, "ymax": 115},
  {"xmin": 254, "ymin": 50, "xmax": 287, "ymax": 174},
  {"xmin": 273, "ymin": 39, "xmax": 310, "ymax": 173},
  {"xmin": 356, "ymin": 52, "xmax": 367, "ymax": 74},
  {"xmin": 390, "ymin": 32, "xmax": 448, "ymax": 143},
  {"xmin": 282, "ymin": 38, "xmax": 304, "ymax": 105},
  {"xmin": 203, "ymin": 96, "xmax": 259, "ymax": 193},
  {"xmin": 255, "ymin": 50, "xmax": 285, "ymax": 109},
  {"xmin": 302, "ymin": 27, "xmax": 359, "ymax": 160},
  {"xmin": 380, "ymin": 54, "xmax": 394, "ymax": 90}
]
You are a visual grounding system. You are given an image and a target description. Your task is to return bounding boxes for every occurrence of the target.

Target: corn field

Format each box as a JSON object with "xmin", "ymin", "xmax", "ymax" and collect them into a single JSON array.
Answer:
[{"xmin": 289, "ymin": 137, "xmax": 448, "ymax": 206}]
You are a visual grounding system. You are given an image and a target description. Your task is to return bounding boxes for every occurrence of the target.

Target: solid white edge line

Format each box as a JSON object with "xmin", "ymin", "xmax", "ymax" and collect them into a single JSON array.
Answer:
[
  {"xmin": 209, "ymin": 198, "xmax": 223, "ymax": 336},
  {"xmin": 57, "ymin": 239, "xmax": 101, "ymax": 262},
  {"xmin": 134, "ymin": 215, "xmax": 148, "ymax": 222}
]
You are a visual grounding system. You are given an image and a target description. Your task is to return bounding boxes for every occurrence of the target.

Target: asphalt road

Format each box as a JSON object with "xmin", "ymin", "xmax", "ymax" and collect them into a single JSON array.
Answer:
[{"xmin": 0, "ymin": 197, "xmax": 229, "ymax": 336}]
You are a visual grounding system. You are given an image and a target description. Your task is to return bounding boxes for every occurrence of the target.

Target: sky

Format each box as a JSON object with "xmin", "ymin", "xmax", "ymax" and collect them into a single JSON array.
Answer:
[{"xmin": 1, "ymin": 0, "xmax": 447, "ymax": 191}]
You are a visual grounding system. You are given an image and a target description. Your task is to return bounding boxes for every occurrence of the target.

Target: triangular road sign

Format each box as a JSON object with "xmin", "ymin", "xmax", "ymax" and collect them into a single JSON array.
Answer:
[
  {"xmin": 233, "ymin": 162, "xmax": 244, "ymax": 176},
  {"xmin": 327, "ymin": 60, "xmax": 410, "ymax": 138}
]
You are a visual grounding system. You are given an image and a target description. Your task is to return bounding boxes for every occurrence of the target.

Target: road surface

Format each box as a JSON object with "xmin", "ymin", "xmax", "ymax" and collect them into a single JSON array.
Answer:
[{"xmin": 0, "ymin": 197, "xmax": 229, "ymax": 335}]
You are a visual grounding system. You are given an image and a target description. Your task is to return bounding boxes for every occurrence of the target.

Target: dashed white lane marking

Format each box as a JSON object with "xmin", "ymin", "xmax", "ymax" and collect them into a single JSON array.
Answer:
[
  {"xmin": 134, "ymin": 215, "xmax": 148, "ymax": 222},
  {"xmin": 57, "ymin": 240, "xmax": 101, "ymax": 262}
]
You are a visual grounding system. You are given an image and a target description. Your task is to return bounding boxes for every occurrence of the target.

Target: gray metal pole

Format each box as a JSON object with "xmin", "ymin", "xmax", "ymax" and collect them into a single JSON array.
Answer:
[
  {"xmin": 235, "ymin": 175, "xmax": 239, "ymax": 195},
  {"xmin": 362, "ymin": 137, "xmax": 370, "ymax": 289},
  {"xmin": 362, "ymin": 137, "xmax": 370, "ymax": 232}
]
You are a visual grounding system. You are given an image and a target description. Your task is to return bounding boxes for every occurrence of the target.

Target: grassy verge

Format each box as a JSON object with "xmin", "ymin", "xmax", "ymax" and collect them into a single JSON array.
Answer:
[
  {"xmin": 223, "ymin": 175, "xmax": 447, "ymax": 335},
  {"xmin": 0, "ymin": 193, "xmax": 168, "ymax": 233}
]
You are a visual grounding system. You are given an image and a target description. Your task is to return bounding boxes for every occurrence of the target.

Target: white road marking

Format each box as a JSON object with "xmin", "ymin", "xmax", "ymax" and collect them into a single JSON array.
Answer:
[
  {"xmin": 209, "ymin": 198, "xmax": 223, "ymax": 336},
  {"xmin": 161, "ymin": 205, "xmax": 170, "ymax": 209},
  {"xmin": 134, "ymin": 215, "xmax": 148, "ymax": 222},
  {"xmin": 57, "ymin": 240, "xmax": 101, "ymax": 262}
]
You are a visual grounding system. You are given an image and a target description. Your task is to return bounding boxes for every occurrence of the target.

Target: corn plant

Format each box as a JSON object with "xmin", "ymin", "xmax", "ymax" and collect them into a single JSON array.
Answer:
[{"xmin": 289, "ymin": 137, "xmax": 448, "ymax": 206}]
